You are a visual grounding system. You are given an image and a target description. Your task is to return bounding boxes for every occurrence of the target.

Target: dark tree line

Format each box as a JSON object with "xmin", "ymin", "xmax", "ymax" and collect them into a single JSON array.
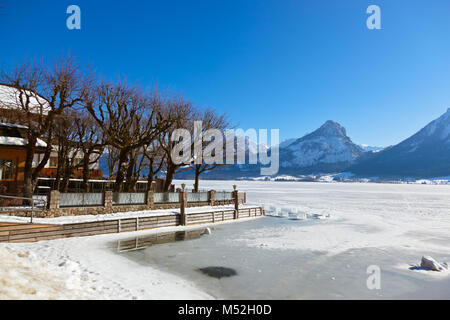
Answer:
[{"xmin": 0, "ymin": 56, "xmax": 230, "ymax": 197}]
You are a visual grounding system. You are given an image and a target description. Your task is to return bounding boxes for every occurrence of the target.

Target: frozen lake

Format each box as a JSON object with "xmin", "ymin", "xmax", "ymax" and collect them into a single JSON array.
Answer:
[
  {"xmin": 116, "ymin": 180, "xmax": 450, "ymax": 299},
  {"xmin": 4, "ymin": 180, "xmax": 450, "ymax": 299}
]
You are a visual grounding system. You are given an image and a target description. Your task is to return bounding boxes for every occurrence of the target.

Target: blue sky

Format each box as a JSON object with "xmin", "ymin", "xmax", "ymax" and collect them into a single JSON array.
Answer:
[{"xmin": 1, "ymin": 0, "xmax": 450, "ymax": 147}]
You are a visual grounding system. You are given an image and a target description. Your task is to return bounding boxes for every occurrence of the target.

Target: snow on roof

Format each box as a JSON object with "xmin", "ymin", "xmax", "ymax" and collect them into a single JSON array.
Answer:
[
  {"xmin": 0, "ymin": 84, "xmax": 51, "ymax": 115},
  {"xmin": 0, "ymin": 136, "xmax": 47, "ymax": 148},
  {"xmin": 0, "ymin": 122, "xmax": 28, "ymax": 129}
]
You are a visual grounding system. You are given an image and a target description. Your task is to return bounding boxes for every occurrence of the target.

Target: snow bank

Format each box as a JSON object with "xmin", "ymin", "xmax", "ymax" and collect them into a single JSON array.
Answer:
[
  {"xmin": 0, "ymin": 246, "xmax": 102, "ymax": 300},
  {"xmin": 1, "ymin": 217, "xmax": 259, "ymax": 300}
]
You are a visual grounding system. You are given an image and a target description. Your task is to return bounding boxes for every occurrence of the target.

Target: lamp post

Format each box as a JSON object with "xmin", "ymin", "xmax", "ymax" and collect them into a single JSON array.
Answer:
[
  {"xmin": 232, "ymin": 185, "xmax": 239, "ymax": 219},
  {"xmin": 179, "ymin": 183, "xmax": 187, "ymax": 226}
]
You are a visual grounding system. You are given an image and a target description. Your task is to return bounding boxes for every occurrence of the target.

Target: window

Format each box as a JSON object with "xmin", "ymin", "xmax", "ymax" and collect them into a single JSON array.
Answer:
[
  {"xmin": 74, "ymin": 158, "xmax": 82, "ymax": 166},
  {"xmin": 0, "ymin": 125, "xmax": 22, "ymax": 138},
  {"xmin": 49, "ymin": 157, "xmax": 58, "ymax": 168},
  {"xmin": 0, "ymin": 159, "xmax": 14, "ymax": 180}
]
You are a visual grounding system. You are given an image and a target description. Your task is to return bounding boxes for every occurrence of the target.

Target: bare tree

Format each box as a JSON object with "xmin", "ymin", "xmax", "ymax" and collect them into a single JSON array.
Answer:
[
  {"xmin": 105, "ymin": 145, "xmax": 119, "ymax": 179},
  {"xmin": 122, "ymin": 146, "xmax": 148, "ymax": 192},
  {"xmin": 158, "ymin": 97, "xmax": 194, "ymax": 191},
  {"xmin": 191, "ymin": 108, "xmax": 229, "ymax": 192},
  {"xmin": 142, "ymin": 139, "xmax": 166, "ymax": 190},
  {"xmin": 52, "ymin": 111, "xmax": 79, "ymax": 191},
  {"xmin": 85, "ymin": 80, "xmax": 171, "ymax": 192},
  {"xmin": 0, "ymin": 57, "xmax": 86, "ymax": 199},
  {"xmin": 73, "ymin": 112, "xmax": 105, "ymax": 192}
]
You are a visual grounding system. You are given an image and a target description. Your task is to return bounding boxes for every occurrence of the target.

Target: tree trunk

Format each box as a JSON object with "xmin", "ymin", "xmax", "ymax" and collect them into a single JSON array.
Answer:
[
  {"xmin": 61, "ymin": 160, "xmax": 71, "ymax": 193},
  {"xmin": 163, "ymin": 163, "xmax": 176, "ymax": 192},
  {"xmin": 81, "ymin": 154, "xmax": 90, "ymax": 193},
  {"xmin": 54, "ymin": 148, "xmax": 65, "ymax": 191},
  {"xmin": 147, "ymin": 171, "xmax": 154, "ymax": 191},
  {"xmin": 114, "ymin": 149, "xmax": 129, "ymax": 192},
  {"xmin": 129, "ymin": 178, "xmax": 138, "ymax": 192},
  {"xmin": 124, "ymin": 154, "xmax": 135, "ymax": 192},
  {"xmin": 22, "ymin": 137, "xmax": 36, "ymax": 203},
  {"xmin": 194, "ymin": 165, "xmax": 201, "ymax": 192}
]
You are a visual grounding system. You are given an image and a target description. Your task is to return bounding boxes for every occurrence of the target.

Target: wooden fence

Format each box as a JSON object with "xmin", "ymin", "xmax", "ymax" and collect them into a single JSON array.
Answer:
[
  {"xmin": 0, "ymin": 189, "xmax": 242, "ymax": 218},
  {"xmin": 0, "ymin": 206, "xmax": 263, "ymax": 243}
]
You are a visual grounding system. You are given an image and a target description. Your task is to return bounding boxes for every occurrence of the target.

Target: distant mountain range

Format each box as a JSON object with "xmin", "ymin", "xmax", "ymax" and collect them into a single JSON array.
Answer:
[
  {"xmin": 179, "ymin": 108, "xmax": 450, "ymax": 180},
  {"xmin": 350, "ymin": 108, "xmax": 450, "ymax": 178},
  {"xmin": 100, "ymin": 109, "xmax": 450, "ymax": 181},
  {"xmin": 358, "ymin": 144, "xmax": 384, "ymax": 153}
]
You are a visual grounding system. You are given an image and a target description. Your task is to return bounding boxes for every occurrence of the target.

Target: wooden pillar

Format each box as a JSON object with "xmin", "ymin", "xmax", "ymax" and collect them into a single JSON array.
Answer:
[
  {"xmin": 147, "ymin": 181, "xmax": 155, "ymax": 210},
  {"xmin": 233, "ymin": 190, "xmax": 239, "ymax": 219},
  {"xmin": 104, "ymin": 191, "xmax": 113, "ymax": 213},
  {"xmin": 179, "ymin": 191, "xmax": 187, "ymax": 226},
  {"xmin": 48, "ymin": 190, "xmax": 60, "ymax": 210},
  {"xmin": 209, "ymin": 190, "xmax": 215, "ymax": 206}
]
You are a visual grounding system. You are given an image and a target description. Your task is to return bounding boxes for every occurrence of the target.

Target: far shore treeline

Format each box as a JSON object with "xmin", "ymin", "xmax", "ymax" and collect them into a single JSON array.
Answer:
[{"xmin": 0, "ymin": 56, "xmax": 230, "ymax": 199}]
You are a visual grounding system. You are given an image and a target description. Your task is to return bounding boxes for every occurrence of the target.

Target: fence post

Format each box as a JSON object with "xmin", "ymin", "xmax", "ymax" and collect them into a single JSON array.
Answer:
[
  {"xmin": 179, "ymin": 190, "xmax": 187, "ymax": 226},
  {"xmin": 104, "ymin": 191, "xmax": 113, "ymax": 213},
  {"xmin": 233, "ymin": 190, "xmax": 239, "ymax": 219},
  {"xmin": 147, "ymin": 182, "xmax": 155, "ymax": 210},
  {"xmin": 209, "ymin": 190, "xmax": 215, "ymax": 206},
  {"xmin": 48, "ymin": 190, "xmax": 60, "ymax": 210}
]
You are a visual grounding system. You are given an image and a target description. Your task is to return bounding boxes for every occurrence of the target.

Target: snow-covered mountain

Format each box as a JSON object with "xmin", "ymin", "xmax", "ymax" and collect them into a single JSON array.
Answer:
[
  {"xmin": 177, "ymin": 120, "xmax": 368, "ymax": 178},
  {"xmin": 359, "ymin": 144, "xmax": 384, "ymax": 153},
  {"xmin": 278, "ymin": 138, "xmax": 297, "ymax": 149},
  {"xmin": 278, "ymin": 120, "xmax": 364, "ymax": 172},
  {"xmin": 112, "ymin": 109, "xmax": 450, "ymax": 181},
  {"xmin": 350, "ymin": 108, "xmax": 450, "ymax": 178}
]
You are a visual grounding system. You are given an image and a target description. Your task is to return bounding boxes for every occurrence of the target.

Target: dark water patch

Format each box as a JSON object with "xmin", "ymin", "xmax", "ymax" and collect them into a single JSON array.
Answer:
[{"xmin": 198, "ymin": 266, "xmax": 238, "ymax": 279}]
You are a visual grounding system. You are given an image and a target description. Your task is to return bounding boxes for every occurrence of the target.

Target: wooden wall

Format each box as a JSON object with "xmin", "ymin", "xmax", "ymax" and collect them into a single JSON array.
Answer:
[{"xmin": 0, "ymin": 206, "xmax": 263, "ymax": 243}]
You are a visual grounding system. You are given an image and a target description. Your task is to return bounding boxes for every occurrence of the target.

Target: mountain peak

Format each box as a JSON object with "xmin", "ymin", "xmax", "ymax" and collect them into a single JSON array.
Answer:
[
  {"xmin": 315, "ymin": 120, "xmax": 347, "ymax": 138},
  {"xmin": 280, "ymin": 120, "xmax": 364, "ymax": 170}
]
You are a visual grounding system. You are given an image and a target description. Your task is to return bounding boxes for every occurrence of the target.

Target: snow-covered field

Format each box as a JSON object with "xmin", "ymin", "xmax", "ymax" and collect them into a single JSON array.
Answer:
[
  {"xmin": 196, "ymin": 180, "xmax": 450, "ymax": 255},
  {"xmin": 2, "ymin": 180, "xmax": 450, "ymax": 299}
]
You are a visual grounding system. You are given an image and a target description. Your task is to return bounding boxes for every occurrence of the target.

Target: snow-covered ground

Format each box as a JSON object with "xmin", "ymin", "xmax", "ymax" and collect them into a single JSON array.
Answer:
[
  {"xmin": 2, "ymin": 180, "xmax": 450, "ymax": 299},
  {"xmin": 0, "ymin": 217, "xmax": 262, "ymax": 300}
]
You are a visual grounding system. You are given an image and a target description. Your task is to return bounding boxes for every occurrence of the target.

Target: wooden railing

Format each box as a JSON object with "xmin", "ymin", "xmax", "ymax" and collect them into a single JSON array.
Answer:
[{"xmin": 0, "ymin": 194, "xmax": 46, "ymax": 223}]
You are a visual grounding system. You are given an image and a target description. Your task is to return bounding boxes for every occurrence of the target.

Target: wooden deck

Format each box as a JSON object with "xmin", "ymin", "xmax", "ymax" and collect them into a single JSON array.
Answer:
[{"xmin": 0, "ymin": 206, "xmax": 263, "ymax": 243}]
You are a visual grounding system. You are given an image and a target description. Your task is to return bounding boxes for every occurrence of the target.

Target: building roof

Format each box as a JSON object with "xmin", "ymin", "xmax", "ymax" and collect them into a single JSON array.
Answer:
[
  {"xmin": 0, "ymin": 122, "xmax": 47, "ymax": 149},
  {"xmin": 0, "ymin": 84, "xmax": 51, "ymax": 115}
]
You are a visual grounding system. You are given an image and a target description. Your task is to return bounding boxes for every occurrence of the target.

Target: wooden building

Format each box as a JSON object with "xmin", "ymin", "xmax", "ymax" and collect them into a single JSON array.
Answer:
[{"xmin": 0, "ymin": 122, "xmax": 47, "ymax": 195}]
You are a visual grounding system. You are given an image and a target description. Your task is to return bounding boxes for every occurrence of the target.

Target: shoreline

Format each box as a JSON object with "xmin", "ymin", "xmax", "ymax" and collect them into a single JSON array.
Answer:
[{"xmin": 0, "ymin": 217, "xmax": 261, "ymax": 300}]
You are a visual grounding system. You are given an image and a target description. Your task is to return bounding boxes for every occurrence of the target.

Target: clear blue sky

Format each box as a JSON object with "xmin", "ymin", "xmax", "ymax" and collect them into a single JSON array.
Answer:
[{"xmin": 1, "ymin": 0, "xmax": 450, "ymax": 147}]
